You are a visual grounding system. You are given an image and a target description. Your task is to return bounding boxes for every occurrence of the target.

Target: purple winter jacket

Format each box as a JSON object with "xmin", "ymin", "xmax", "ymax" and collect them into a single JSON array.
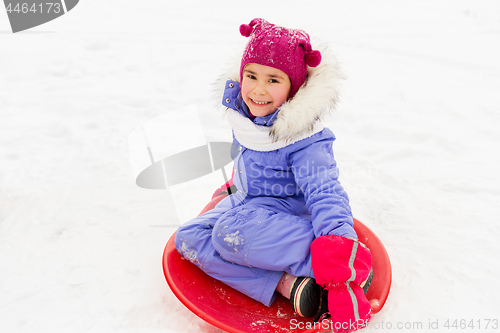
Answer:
[{"xmin": 222, "ymin": 80, "xmax": 356, "ymax": 239}]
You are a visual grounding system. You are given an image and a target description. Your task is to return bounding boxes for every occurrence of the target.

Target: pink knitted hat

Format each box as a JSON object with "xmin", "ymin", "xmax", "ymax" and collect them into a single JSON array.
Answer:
[{"xmin": 239, "ymin": 18, "xmax": 321, "ymax": 99}]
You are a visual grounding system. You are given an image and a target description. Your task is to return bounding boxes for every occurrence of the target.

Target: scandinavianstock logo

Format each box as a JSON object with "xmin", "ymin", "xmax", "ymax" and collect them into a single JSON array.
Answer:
[{"xmin": 4, "ymin": 0, "xmax": 79, "ymax": 33}]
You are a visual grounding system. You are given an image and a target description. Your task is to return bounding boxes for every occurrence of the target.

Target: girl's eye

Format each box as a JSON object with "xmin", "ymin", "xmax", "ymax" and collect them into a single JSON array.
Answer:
[
  {"xmin": 247, "ymin": 75, "xmax": 256, "ymax": 80},
  {"xmin": 269, "ymin": 79, "xmax": 279, "ymax": 83}
]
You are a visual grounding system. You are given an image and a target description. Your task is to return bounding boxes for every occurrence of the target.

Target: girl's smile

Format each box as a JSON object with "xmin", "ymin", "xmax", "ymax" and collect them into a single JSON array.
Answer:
[{"xmin": 241, "ymin": 63, "xmax": 291, "ymax": 118}]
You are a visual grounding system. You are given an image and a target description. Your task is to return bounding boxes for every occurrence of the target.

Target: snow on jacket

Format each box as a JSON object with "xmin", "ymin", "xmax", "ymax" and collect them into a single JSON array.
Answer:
[{"xmin": 217, "ymin": 47, "xmax": 357, "ymax": 239}]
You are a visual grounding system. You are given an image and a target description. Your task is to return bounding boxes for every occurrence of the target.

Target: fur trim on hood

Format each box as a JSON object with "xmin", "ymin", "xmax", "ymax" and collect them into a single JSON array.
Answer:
[{"xmin": 215, "ymin": 43, "xmax": 343, "ymax": 146}]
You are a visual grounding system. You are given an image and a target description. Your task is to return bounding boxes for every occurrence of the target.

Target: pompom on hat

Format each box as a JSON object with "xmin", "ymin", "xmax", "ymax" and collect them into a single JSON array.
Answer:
[{"xmin": 239, "ymin": 18, "xmax": 321, "ymax": 99}]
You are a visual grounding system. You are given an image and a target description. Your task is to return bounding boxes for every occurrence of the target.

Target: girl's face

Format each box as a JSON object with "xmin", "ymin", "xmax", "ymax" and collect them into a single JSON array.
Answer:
[{"xmin": 241, "ymin": 63, "xmax": 291, "ymax": 118}]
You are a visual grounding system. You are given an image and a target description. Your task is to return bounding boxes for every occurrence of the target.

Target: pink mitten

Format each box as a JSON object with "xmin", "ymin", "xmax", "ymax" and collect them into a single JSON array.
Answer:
[{"xmin": 311, "ymin": 235, "xmax": 372, "ymax": 333}]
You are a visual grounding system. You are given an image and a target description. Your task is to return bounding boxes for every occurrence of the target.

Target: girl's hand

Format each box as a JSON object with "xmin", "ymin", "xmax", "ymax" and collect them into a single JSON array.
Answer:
[{"xmin": 310, "ymin": 235, "xmax": 372, "ymax": 332}]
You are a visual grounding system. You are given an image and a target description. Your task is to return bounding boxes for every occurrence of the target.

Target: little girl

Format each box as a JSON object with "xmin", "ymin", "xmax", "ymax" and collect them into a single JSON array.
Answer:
[{"xmin": 175, "ymin": 18, "xmax": 372, "ymax": 331}]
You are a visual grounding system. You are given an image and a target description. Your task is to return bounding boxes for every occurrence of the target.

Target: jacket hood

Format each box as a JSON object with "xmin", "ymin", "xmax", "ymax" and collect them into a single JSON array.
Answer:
[{"xmin": 215, "ymin": 43, "xmax": 343, "ymax": 145}]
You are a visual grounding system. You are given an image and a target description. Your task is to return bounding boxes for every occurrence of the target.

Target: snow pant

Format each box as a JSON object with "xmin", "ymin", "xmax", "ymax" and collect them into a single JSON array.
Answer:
[{"xmin": 174, "ymin": 192, "xmax": 315, "ymax": 306}]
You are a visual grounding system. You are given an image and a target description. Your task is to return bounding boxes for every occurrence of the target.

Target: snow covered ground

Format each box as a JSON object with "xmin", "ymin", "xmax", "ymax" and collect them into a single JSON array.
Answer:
[{"xmin": 1, "ymin": 0, "xmax": 500, "ymax": 332}]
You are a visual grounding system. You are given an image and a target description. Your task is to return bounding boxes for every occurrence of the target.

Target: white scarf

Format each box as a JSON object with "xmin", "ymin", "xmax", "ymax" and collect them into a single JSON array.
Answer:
[{"xmin": 227, "ymin": 109, "xmax": 324, "ymax": 151}]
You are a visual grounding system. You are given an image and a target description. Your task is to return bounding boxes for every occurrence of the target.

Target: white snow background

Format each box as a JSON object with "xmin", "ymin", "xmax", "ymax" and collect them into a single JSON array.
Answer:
[{"xmin": 1, "ymin": 0, "xmax": 500, "ymax": 332}]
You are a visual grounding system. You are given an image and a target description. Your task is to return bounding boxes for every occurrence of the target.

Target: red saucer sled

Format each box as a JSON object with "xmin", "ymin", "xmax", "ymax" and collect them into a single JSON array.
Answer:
[{"xmin": 163, "ymin": 194, "xmax": 392, "ymax": 333}]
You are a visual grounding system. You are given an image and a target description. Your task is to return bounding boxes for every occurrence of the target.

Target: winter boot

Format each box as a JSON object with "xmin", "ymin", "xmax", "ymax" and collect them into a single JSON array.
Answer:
[
  {"xmin": 361, "ymin": 268, "xmax": 374, "ymax": 294},
  {"xmin": 289, "ymin": 276, "xmax": 321, "ymax": 317}
]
